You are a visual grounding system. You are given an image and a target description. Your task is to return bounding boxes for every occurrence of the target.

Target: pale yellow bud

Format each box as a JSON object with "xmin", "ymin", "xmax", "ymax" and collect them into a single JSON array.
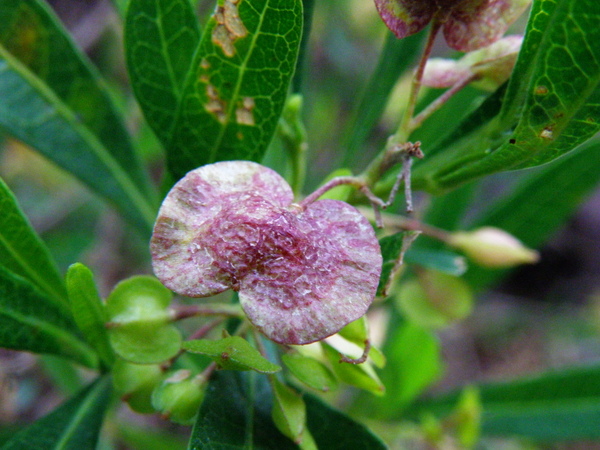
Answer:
[{"xmin": 449, "ymin": 227, "xmax": 539, "ymax": 268}]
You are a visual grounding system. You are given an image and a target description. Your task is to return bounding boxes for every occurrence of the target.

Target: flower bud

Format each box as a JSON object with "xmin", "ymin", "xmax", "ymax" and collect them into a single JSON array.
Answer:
[{"xmin": 449, "ymin": 227, "xmax": 539, "ymax": 268}]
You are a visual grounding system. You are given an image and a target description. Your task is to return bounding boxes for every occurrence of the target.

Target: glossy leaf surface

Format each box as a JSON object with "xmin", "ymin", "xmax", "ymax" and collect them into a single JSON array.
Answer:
[
  {"xmin": 282, "ymin": 352, "xmax": 339, "ymax": 392},
  {"xmin": 0, "ymin": 265, "xmax": 97, "ymax": 368},
  {"xmin": 2, "ymin": 376, "xmax": 112, "ymax": 449},
  {"xmin": 183, "ymin": 336, "xmax": 281, "ymax": 373},
  {"xmin": 125, "ymin": 0, "xmax": 201, "ymax": 147},
  {"xmin": 465, "ymin": 138, "xmax": 600, "ymax": 289},
  {"xmin": 166, "ymin": 0, "xmax": 303, "ymax": 180},
  {"xmin": 412, "ymin": 0, "xmax": 600, "ymax": 193},
  {"xmin": 0, "ymin": 176, "xmax": 67, "ymax": 311},
  {"xmin": 0, "ymin": 0, "xmax": 156, "ymax": 234},
  {"xmin": 189, "ymin": 370, "xmax": 386, "ymax": 449}
]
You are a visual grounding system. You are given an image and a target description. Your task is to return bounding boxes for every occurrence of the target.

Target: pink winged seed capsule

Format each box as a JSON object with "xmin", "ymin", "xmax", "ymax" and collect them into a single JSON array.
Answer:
[
  {"xmin": 151, "ymin": 161, "xmax": 382, "ymax": 345},
  {"xmin": 374, "ymin": 0, "xmax": 530, "ymax": 51}
]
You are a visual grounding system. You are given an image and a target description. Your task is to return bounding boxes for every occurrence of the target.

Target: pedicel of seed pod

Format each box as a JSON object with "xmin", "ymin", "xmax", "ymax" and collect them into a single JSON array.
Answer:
[
  {"xmin": 151, "ymin": 161, "xmax": 382, "ymax": 345},
  {"xmin": 374, "ymin": 0, "xmax": 531, "ymax": 51}
]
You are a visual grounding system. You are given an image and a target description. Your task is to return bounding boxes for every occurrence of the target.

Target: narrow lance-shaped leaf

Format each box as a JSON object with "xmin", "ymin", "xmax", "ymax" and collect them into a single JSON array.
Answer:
[
  {"xmin": 125, "ymin": 0, "xmax": 201, "ymax": 147},
  {"xmin": 0, "ymin": 47, "xmax": 156, "ymax": 235},
  {"xmin": 343, "ymin": 30, "xmax": 425, "ymax": 168},
  {"xmin": 190, "ymin": 371, "xmax": 298, "ymax": 449},
  {"xmin": 166, "ymin": 0, "xmax": 303, "ymax": 180},
  {"xmin": 465, "ymin": 138, "xmax": 600, "ymax": 290},
  {"xmin": 1, "ymin": 376, "xmax": 112, "ymax": 450},
  {"xmin": 0, "ymin": 0, "xmax": 155, "ymax": 200},
  {"xmin": 0, "ymin": 176, "xmax": 67, "ymax": 311},
  {"xmin": 271, "ymin": 377, "xmax": 309, "ymax": 446},
  {"xmin": 412, "ymin": 0, "xmax": 600, "ymax": 193},
  {"xmin": 0, "ymin": 274, "xmax": 93, "ymax": 365},
  {"xmin": 66, "ymin": 263, "xmax": 115, "ymax": 368},
  {"xmin": 0, "ymin": 265, "xmax": 97, "ymax": 368},
  {"xmin": 189, "ymin": 371, "xmax": 386, "ymax": 449},
  {"xmin": 413, "ymin": 364, "xmax": 600, "ymax": 441}
]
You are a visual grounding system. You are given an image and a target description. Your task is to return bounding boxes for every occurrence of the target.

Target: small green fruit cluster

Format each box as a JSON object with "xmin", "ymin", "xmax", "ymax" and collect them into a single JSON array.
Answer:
[{"xmin": 103, "ymin": 276, "xmax": 206, "ymax": 424}]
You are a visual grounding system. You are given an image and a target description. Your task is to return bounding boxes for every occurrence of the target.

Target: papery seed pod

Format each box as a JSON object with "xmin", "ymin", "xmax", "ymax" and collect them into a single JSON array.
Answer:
[
  {"xmin": 152, "ymin": 370, "xmax": 206, "ymax": 425},
  {"xmin": 374, "ymin": 0, "xmax": 531, "ymax": 51},
  {"xmin": 151, "ymin": 161, "xmax": 382, "ymax": 345}
]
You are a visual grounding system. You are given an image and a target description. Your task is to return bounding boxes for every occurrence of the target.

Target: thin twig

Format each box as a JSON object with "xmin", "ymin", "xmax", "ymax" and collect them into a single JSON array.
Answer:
[{"xmin": 339, "ymin": 339, "xmax": 371, "ymax": 365}]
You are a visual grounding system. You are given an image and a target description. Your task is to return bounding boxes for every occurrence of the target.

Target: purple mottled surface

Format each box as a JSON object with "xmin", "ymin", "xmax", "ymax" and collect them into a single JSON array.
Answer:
[
  {"xmin": 151, "ymin": 161, "xmax": 382, "ymax": 344},
  {"xmin": 444, "ymin": 0, "xmax": 530, "ymax": 51},
  {"xmin": 374, "ymin": 0, "xmax": 530, "ymax": 51}
]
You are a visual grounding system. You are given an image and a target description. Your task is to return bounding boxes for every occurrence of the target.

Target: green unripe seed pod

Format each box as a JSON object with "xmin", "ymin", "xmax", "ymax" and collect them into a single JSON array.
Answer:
[{"xmin": 152, "ymin": 369, "xmax": 207, "ymax": 425}]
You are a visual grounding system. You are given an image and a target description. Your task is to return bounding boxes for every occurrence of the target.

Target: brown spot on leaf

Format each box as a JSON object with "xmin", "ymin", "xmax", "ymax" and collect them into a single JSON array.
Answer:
[
  {"xmin": 212, "ymin": 0, "xmax": 248, "ymax": 57},
  {"xmin": 235, "ymin": 97, "xmax": 255, "ymax": 125},
  {"xmin": 535, "ymin": 85, "xmax": 549, "ymax": 95},
  {"xmin": 205, "ymin": 84, "xmax": 227, "ymax": 123}
]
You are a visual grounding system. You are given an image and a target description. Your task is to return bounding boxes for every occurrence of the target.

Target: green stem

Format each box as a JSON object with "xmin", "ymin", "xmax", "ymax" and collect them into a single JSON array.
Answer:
[
  {"xmin": 410, "ymin": 73, "xmax": 477, "ymax": 131},
  {"xmin": 171, "ymin": 303, "xmax": 244, "ymax": 321},
  {"xmin": 393, "ymin": 19, "xmax": 442, "ymax": 145},
  {"xmin": 292, "ymin": 0, "xmax": 316, "ymax": 93},
  {"xmin": 362, "ymin": 20, "xmax": 441, "ymax": 186},
  {"xmin": 279, "ymin": 95, "xmax": 308, "ymax": 196}
]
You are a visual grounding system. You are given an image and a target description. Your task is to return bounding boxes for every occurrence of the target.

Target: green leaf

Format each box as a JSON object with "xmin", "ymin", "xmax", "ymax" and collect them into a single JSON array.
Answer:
[
  {"xmin": 183, "ymin": 336, "xmax": 281, "ymax": 374},
  {"xmin": 66, "ymin": 263, "xmax": 115, "ymax": 368},
  {"xmin": 189, "ymin": 370, "xmax": 386, "ymax": 449},
  {"xmin": 354, "ymin": 319, "xmax": 443, "ymax": 419},
  {"xmin": 323, "ymin": 344, "xmax": 384, "ymax": 397},
  {"xmin": 0, "ymin": 0, "xmax": 153, "ymax": 193},
  {"xmin": 343, "ymin": 30, "xmax": 425, "ymax": 169},
  {"xmin": 0, "ymin": 265, "xmax": 97, "ymax": 368},
  {"xmin": 405, "ymin": 248, "xmax": 467, "ymax": 276},
  {"xmin": 0, "ymin": 1, "xmax": 156, "ymax": 234},
  {"xmin": 125, "ymin": 0, "xmax": 201, "ymax": 148},
  {"xmin": 0, "ymin": 48, "xmax": 155, "ymax": 235},
  {"xmin": 414, "ymin": 364, "xmax": 600, "ymax": 441},
  {"xmin": 304, "ymin": 394, "xmax": 387, "ymax": 450},
  {"xmin": 0, "ymin": 176, "xmax": 67, "ymax": 311},
  {"xmin": 189, "ymin": 370, "xmax": 298, "ymax": 449},
  {"xmin": 412, "ymin": 0, "xmax": 600, "ymax": 192},
  {"xmin": 282, "ymin": 352, "xmax": 339, "ymax": 392},
  {"xmin": 166, "ymin": 0, "xmax": 303, "ymax": 180},
  {"xmin": 40, "ymin": 355, "xmax": 83, "ymax": 396},
  {"xmin": 465, "ymin": 138, "xmax": 600, "ymax": 289},
  {"xmin": 396, "ymin": 272, "xmax": 473, "ymax": 329},
  {"xmin": 378, "ymin": 232, "xmax": 466, "ymax": 295},
  {"xmin": 1, "ymin": 376, "xmax": 112, "ymax": 450},
  {"xmin": 271, "ymin": 377, "xmax": 306, "ymax": 445},
  {"xmin": 117, "ymin": 422, "xmax": 188, "ymax": 450}
]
